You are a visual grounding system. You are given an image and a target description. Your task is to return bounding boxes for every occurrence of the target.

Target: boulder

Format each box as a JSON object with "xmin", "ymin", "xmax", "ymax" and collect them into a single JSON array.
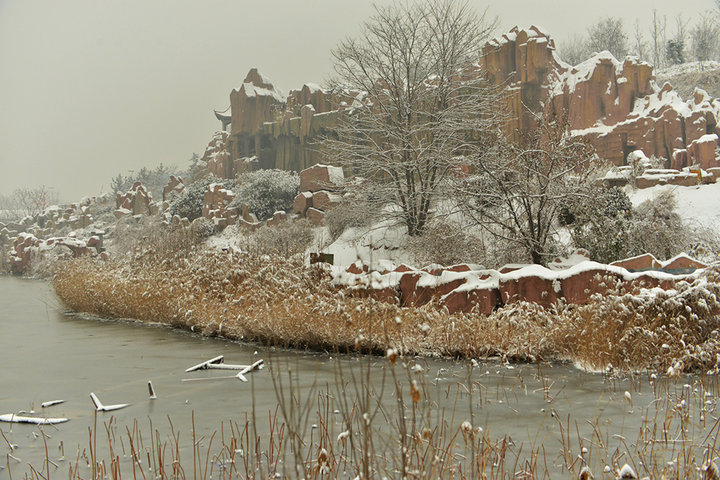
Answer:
[
  {"xmin": 661, "ymin": 254, "xmax": 707, "ymax": 273},
  {"xmin": 293, "ymin": 192, "xmax": 313, "ymax": 215},
  {"xmin": 299, "ymin": 164, "xmax": 344, "ymax": 192},
  {"xmin": 442, "ymin": 286, "xmax": 502, "ymax": 315},
  {"xmin": 560, "ymin": 268, "xmax": 623, "ymax": 305},
  {"xmin": 688, "ymin": 134, "xmax": 719, "ymax": 170},
  {"xmin": 311, "ymin": 190, "xmax": 342, "ymax": 211},
  {"xmin": 499, "ymin": 268, "xmax": 562, "ymax": 308},
  {"xmin": 610, "ymin": 253, "xmax": 662, "ymax": 271},
  {"xmin": 306, "ymin": 207, "xmax": 325, "ymax": 226}
]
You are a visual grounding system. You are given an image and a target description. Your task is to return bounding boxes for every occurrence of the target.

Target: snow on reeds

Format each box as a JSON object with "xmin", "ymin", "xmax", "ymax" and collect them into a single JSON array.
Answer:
[{"xmin": 52, "ymin": 227, "xmax": 720, "ymax": 374}]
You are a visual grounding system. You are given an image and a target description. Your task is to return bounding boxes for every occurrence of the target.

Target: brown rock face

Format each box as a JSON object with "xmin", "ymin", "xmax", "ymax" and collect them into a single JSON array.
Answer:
[
  {"xmin": 610, "ymin": 253, "xmax": 662, "ymax": 271},
  {"xmin": 560, "ymin": 269, "xmax": 623, "ymax": 305},
  {"xmin": 441, "ymin": 287, "xmax": 501, "ymax": 315},
  {"xmin": 299, "ymin": 164, "xmax": 345, "ymax": 192},
  {"xmin": 116, "ymin": 182, "xmax": 151, "ymax": 216},
  {"xmin": 162, "ymin": 175, "xmax": 185, "ymax": 202}
]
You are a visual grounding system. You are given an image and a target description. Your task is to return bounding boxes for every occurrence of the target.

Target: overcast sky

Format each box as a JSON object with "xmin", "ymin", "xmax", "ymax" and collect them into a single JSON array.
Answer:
[{"xmin": 0, "ymin": 0, "xmax": 714, "ymax": 202}]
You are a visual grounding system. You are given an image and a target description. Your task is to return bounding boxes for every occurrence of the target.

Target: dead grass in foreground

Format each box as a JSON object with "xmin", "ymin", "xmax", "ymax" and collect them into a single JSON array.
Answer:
[{"xmin": 52, "ymin": 235, "xmax": 720, "ymax": 374}]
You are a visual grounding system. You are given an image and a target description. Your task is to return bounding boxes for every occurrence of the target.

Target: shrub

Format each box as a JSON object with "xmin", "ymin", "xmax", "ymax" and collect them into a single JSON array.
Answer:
[
  {"xmin": 190, "ymin": 217, "xmax": 215, "ymax": 239},
  {"xmin": 238, "ymin": 219, "xmax": 315, "ymax": 258},
  {"xmin": 570, "ymin": 190, "xmax": 711, "ymax": 263},
  {"xmin": 229, "ymin": 170, "xmax": 299, "ymax": 221},
  {"xmin": 168, "ymin": 176, "xmax": 231, "ymax": 222},
  {"xmin": 323, "ymin": 198, "xmax": 376, "ymax": 243},
  {"xmin": 407, "ymin": 220, "xmax": 486, "ymax": 267}
]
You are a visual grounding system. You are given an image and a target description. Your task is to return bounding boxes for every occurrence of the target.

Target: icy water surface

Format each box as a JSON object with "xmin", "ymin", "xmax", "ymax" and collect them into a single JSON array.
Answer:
[{"xmin": 0, "ymin": 277, "xmax": 717, "ymax": 478}]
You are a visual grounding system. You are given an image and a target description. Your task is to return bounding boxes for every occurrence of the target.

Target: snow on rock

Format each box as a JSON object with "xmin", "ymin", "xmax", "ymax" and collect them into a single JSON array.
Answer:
[
  {"xmin": 330, "ymin": 252, "xmax": 707, "ymax": 313},
  {"xmin": 482, "ymin": 26, "xmax": 720, "ymax": 169},
  {"xmin": 115, "ymin": 182, "xmax": 152, "ymax": 217},
  {"xmin": 299, "ymin": 164, "xmax": 345, "ymax": 193}
]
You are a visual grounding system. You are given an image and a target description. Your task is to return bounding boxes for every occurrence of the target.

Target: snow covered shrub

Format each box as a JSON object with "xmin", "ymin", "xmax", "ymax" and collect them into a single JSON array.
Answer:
[
  {"xmin": 239, "ymin": 219, "xmax": 314, "ymax": 258},
  {"xmin": 323, "ymin": 198, "xmax": 376, "ymax": 242},
  {"xmin": 571, "ymin": 190, "xmax": 708, "ymax": 263},
  {"xmin": 229, "ymin": 169, "xmax": 299, "ymax": 221},
  {"xmin": 109, "ymin": 215, "xmax": 165, "ymax": 257},
  {"xmin": 190, "ymin": 217, "xmax": 215, "ymax": 239},
  {"xmin": 168, "ymin": 176, "xmax": 231, "ymax": 222},
  {"xmin": 408, "ymin": 220, "xmax": 486, "ymax": 267}
]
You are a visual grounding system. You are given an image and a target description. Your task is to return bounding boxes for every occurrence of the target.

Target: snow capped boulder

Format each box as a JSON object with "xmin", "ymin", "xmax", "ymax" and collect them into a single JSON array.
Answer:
[
  {"xmin": 162, "ymin": 175, "xmax": 185, "ymax": 202},
  {"xmin": 292, "ymin": 191, "xmax": 313, "ymax": 215},
  {"xmin": 311, "ymin": 191, "xmax": 342, "ymax": 211},
  {"xmin": 115, "ymin": 182, "xmax": 151, "ymax": 217},
  {"xmin": 299, "ymin": 164, "xmax": 345, "ymax": 193},
  {"xmin": 688, "ymin": 134, "xmax": 719, "ymax": 170},
  {"xmin": 559, "ymin": 266, "xmax": 624, "ymax": 305},
  {"xmin": 498, "ymin": 265, "xmax": 562, "ymax": 308},
  {"xmin": 305, "ymin": 207, "xmax": 325, "ymax": 226},
  {"xmin": 610, "ymin": 253, "xmax": 662, "ymax": 271}
]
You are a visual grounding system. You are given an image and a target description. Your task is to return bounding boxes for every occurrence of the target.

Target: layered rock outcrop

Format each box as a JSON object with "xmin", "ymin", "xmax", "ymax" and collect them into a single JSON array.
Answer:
[
  {"xmin": 333, "ymin": 253, "xmax": 708, "ymax": 314},
  {"xmin": 204, "ymin": 27, "xmax": 720, "ymax": 182},
  {"xmin": 483, "ymin": 26, "xmax": 720, "ymax": 169}
]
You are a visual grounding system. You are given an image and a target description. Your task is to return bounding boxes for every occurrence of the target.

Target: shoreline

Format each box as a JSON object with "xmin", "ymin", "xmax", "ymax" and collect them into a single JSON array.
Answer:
[{"xmin": 51, "ymin": 238, "xmax": 720, "ymax": 374}]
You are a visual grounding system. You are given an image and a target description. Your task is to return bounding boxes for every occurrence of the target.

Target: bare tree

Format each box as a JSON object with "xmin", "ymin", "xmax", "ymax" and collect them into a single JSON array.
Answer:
[
  {"xmin": 0, "ymin": 186, "xmax": 59, "ymax": 221},
  {"xmin": 586, "ymin": 17, "xmax": 628, "ymax": 60},
  {"xmin": 323, "ymin": 0, "xmax": 499, "ymax": 236},
  {"xmin": 558, "ymin": 33, "xmax": 590, "ymax": 65},
  {"xmin": 691, "ymin": 14, "xmax": 719, "ymax": 69},
  {"xmin": 632, "ymin": 19, "xmax": 649, "ymax": 61},
  {"xmin": 650, "ymin": 10, "xmax": 668, "ymax": 68},
  {"xmin": 455, "ymin": 119, "xmax": 604, "ymax": 266}
]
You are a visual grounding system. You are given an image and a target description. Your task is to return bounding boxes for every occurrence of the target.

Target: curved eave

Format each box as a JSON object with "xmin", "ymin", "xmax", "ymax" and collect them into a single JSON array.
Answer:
[{"xmin": 214, "ymin": 107, "xmax": 231, "ymax": 122}]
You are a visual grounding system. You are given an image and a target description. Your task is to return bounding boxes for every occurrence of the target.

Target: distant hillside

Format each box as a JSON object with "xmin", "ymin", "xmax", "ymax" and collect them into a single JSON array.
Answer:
[{"xmin": 656, "ymin": 61, "xmax": 720, "ymax": 99}]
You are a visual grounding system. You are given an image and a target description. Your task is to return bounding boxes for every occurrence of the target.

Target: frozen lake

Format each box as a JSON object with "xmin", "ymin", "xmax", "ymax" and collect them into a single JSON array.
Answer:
[{"xmin": 0, "ymin": 276, "xmax": 716, "ymax": 478}]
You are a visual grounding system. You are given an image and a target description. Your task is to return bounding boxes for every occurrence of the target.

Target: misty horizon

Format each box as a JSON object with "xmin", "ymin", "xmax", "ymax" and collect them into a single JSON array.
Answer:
[{"xmin": 0, "ymin": 0, "xmax": 714, "ymax": 202}]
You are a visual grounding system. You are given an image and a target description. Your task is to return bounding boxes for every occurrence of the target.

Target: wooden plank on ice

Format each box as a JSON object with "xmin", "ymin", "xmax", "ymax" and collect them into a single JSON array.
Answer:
[
  {"xmin": 236, "ymin": 360, "xmax": 265, "ymax": 383},
  {"xmin": 90, "ymin": 392, "xmax": 129, "ymax": 412},
  {"xmin": 185, "ymin": 355, "xmax": 225, "ymax": 372},
  {"xmin": 0, "ymin": 414, "xmax": 69, "ymax": 425}
]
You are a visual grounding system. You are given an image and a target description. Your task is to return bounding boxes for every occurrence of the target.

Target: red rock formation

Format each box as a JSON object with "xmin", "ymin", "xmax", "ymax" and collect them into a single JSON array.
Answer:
[
  {"xmin": 202, "ymin": 183, "xmax": 238, "ymax": 228},
  {"xmin": 610, "ymin": 253, "xmax": 662, "ymax": 271},
  {"xmin": 162, "ymin": 175, "xmax": 185, "ymax": 202},
  {"xmin": 299, "ymin": 164, "xmax": 345, "ymax": 192},
  {"xmin": 230, "ymin": 68, "xmax": 285, "ymax": 137},
  {"xmin": 441, "ymin": 287, "xmax": 501, "ymax": 315},
  {"xmin": 115, "ymin": 182, "xmax": 151, "ymax": 217}
]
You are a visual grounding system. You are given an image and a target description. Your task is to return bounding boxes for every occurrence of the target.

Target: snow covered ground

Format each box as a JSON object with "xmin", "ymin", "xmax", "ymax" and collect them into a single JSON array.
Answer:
[{"xmin": 627, "ymin": 182, "xmax": 720, "ymax": 231}]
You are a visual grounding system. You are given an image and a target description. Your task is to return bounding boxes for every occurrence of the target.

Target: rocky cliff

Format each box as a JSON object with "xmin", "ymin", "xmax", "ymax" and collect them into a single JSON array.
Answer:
[{"xmin": 201, "ymin": 26, "xmax": 720, "ymax": 180}]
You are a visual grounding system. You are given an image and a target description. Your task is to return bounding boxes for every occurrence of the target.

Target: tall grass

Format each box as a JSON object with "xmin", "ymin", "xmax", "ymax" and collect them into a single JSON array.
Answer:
[
  {"xmin": 7, "ymin": 359, "xmax": 720, "ymax": 479},
  {"xmin": 52, "ymin": 225, "xmax": 720, "ymax": 374}
]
